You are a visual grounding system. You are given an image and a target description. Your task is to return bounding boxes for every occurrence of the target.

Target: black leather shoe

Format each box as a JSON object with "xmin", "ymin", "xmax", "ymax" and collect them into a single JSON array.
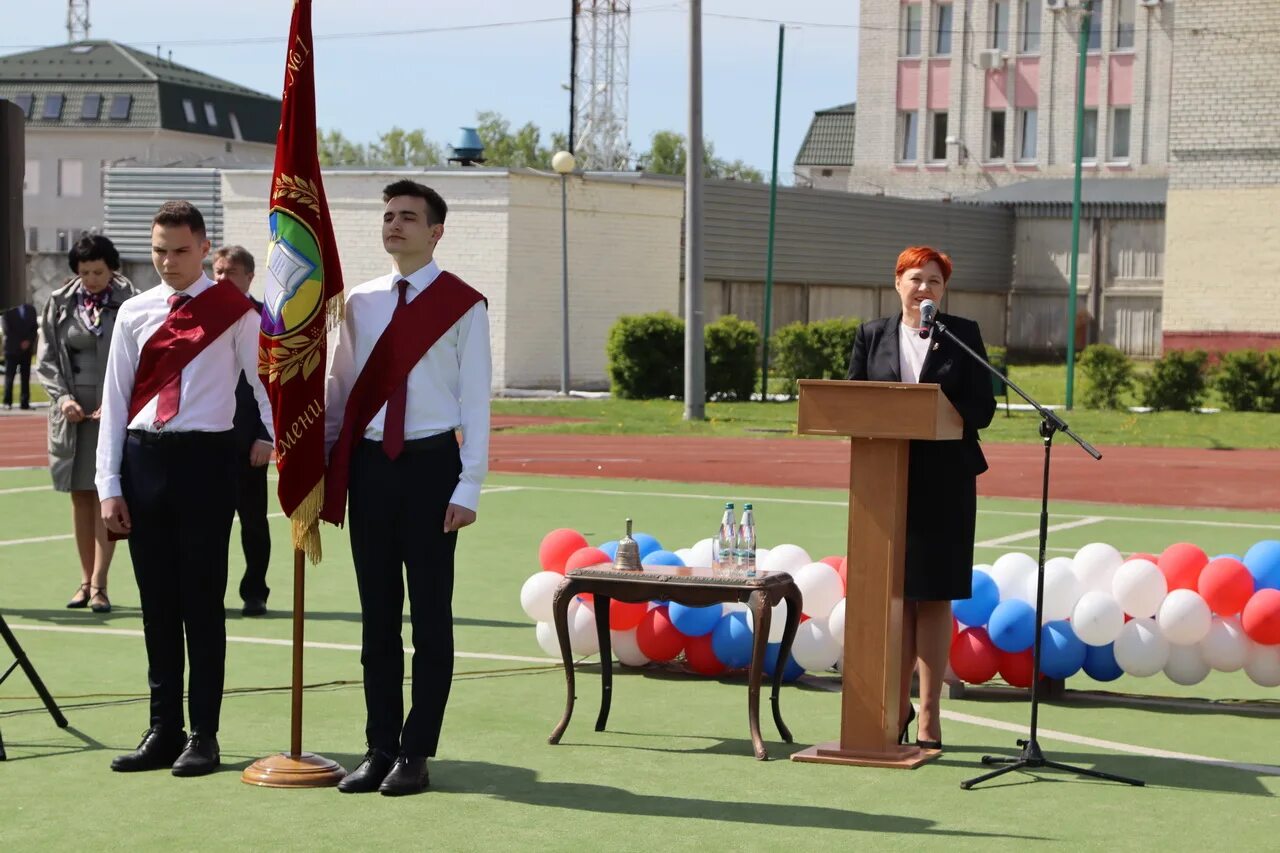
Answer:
[
  {"xmin": 110, "ymin": 727, "xmax": 188, "ymax": 772},
  {"xmin": 241, "ymin": 598, "xmax": 267, "ymax": 617},
  {"xmin": 378, "ymin": 755, "xmax": 430, "ymax": 796},
  {"xmin": 337, "ymin": 749, "xmax": 396, "ymax": 793},
  {"xmin": 171, "ymin": 734, "xmax": 220, "ymax": 776}
]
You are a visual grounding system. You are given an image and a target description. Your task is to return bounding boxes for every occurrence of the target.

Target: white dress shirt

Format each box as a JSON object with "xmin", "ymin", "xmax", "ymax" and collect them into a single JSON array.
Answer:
[
  {"xmin": 324, "ymin": 259, "xmax": 492, "ymax": 512},
  {"xmin": 898, "ymin": 321, "xmax": 931, "ymax": 384},
  {"xmin": 95, "ymin": 274, "xmax": 275, "ymax": 500}
]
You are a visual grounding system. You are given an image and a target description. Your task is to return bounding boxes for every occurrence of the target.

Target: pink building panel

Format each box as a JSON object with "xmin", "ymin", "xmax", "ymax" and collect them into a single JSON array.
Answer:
[
  {"xmin": 1109, "ymin": 54, "xmax": 1135, "ymax": 105},
  {"xmin": 897, "ymin": 60, "xmax": 921, "ymax": 110},
  {"xmin": 1084, "ymin": 56, "xmax": 1101, "ymax": 107},
  {"xmin": 985, "ymin": 68, "xmax": 1009, "ymax": 107},
  {"xmin": 1014, "ymin": 58, "xmax": 1039, "ymax": 107},
  {"xmin": 927, "ymin": 60, "xmax": 951, "ymax": 109}
]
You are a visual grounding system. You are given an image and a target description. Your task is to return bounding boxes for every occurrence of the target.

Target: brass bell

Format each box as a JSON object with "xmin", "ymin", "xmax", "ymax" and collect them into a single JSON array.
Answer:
[{"xmin": 613, "ymin": 517, "xmax": 642, "ymax": 572}]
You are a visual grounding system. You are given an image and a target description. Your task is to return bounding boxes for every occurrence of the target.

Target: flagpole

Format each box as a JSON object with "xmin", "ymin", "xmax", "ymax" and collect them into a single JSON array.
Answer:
[{"xmin": 289, "ymin": 547, "xmax": 305, "ymax": 757}]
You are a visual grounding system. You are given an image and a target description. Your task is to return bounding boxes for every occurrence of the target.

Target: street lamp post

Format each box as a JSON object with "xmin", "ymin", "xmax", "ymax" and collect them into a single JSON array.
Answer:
[{"xmin": 552, "ymin": 150, "xmax": 576, "ymax": 396}]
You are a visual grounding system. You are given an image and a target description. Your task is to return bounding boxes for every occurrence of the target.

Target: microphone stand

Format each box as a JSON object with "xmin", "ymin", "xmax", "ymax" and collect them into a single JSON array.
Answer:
[{"xmin": 923, "ymin": 318, "xmax": 1143, "ymax": 791}]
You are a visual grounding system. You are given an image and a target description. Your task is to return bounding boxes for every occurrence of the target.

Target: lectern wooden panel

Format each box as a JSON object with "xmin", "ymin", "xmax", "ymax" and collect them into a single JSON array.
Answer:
[{"xmin": 792, "ymin": 380, "xmax": 962, "ymax": 769}]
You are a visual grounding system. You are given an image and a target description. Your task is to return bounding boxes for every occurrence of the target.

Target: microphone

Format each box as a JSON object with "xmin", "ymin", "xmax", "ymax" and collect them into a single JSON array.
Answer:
[{"xmin": 919, "ymin": 300, "xmax": 937, "ymax": 339}]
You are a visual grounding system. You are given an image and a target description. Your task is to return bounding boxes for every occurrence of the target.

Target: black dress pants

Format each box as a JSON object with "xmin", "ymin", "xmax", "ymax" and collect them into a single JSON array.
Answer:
[
  {"xmin": 3, "ymin": 354, "xmax": 31, "ymax": 407},
  {"xmin": 235, "ymin": 454, "xmax": 271, "ymax": 603},
  {"xmin": 122, "ymin": 429, "xmax": 236, "ymax": 735},
  {"xmin": 348, "ymin": 434, "xmax": 460, "ymax": 757}
]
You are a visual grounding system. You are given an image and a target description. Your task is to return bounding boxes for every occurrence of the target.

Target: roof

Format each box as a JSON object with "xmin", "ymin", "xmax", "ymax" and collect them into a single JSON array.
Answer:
[
  {"xmin": 956, "ymin": 177, "xmax": 1167, "ymax": 218},
  {"xmin": 794, "ymin": 102, "xmax": 856, "ymax": 167},
  {"xmin": 0, "ymin": 40, "xmax": 279, "ymax": 143}
]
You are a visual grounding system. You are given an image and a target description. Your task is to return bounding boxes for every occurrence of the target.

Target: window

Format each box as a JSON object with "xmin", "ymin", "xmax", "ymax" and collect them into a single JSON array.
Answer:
[
  {"xmin": 26, "ymin": 227, "xmax": 38, "ymax": 252},
  {"xmin": 23, "ymin": 160, "xmax": 39, "ymax": 195},
  {"xmin": 1087, "ymin": 0, "xmax": 1103, "ymax": 51},
  {"xmin": 57, "ymin": 159, "xmax": 83, "ymax": 198},
  {"xmin": 182, "ymin": 98, "xmax": 197, "ymax": 124},
  {"xmin": 929, "ymin": 111, "xmax": 949, "ymax": 161},
  {"xmin": 12, "ymin": 93, "xmax": 34, "ymax": 118},
  {"xmin": 229, "ymin": 112, "xmax": 243, "ymax": 141},
  {"xmin": 987, "ymin": 110, "xmax": 1006, "ymax": 161},
  {"xmin": 1110, "ymin": 107, "xmax": 1131, "ymax": 160},
  {"xmin": 81, "ymin": 93, "xmax": 102, "ymax": 120},
  {"xmin": 1020, "ymin": 0, "xmax": 1042, "ymax": 53},
  {"xmin": 1115, "ymin": 0, "xmax": 1135, "ymax": 49},
  {"xmin": 898, "ymin": 111, "xmax": 920, "ymax": 162},
  {"xmin": 108, "ymin": 94, "xmax": 132, "ymax": 120},
  {"xmin": 204, "ymin": 102, "xmax": 218, "ymax": 127},
  {"xmin": 902, "ymin": 4, "xmax": 922, "ymax": 56},
  {"xmin": 1017, "ymin": 108, "xmax": 1038, "ymax": 161},
  {"xmin": 1080, "ymin": 108, "xmax": 1098, "ymax": 160},
  {"xmin": 990, "ymin": 1, "xmax": 1009, "ymax": 51},
  {"xmin": 935, "ymin": 3, "xmax": 953, "ymax": 55},
  {"xmin": 42, "ymin": 93, "xmax": 65, "ymax": 120}
]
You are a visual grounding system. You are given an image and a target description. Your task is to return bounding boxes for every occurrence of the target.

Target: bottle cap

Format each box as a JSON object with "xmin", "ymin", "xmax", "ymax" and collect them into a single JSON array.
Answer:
[{"xmin": 743, "ymin": 503, "xmax": 753, "ymax": 510}]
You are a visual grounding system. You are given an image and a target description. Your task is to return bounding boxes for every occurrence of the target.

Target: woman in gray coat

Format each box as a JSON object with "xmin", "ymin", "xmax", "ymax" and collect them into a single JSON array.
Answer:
[{"xmin": 36, "ymin": 235, "xmax": 136, "ymax": 613}]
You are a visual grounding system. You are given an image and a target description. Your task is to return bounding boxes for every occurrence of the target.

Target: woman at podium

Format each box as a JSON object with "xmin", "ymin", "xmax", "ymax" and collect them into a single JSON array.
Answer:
[{"xmin": 846, "ymin": 246, "xmax": 996, "ymax": 750}]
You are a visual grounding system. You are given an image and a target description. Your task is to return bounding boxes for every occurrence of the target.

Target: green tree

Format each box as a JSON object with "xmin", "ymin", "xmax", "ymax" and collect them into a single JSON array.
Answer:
[
  {"xmin": 635, "ymin": 130, "xmax": 765, "ymax": 181},
  {"xmin": 370, "ymin": 127, "xmax": 444, "ymax": 166},
  {"xmin": 317, "ymin": 128, "xmax": 369, "ymax": 166},
  {"xmin": 474, "ymin": 111, "xmax": 566, "ymax": 168}
]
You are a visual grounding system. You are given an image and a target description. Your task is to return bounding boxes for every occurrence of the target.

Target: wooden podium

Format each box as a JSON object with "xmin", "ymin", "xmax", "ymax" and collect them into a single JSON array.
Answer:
[{"xmin": 791, "ymin": 379, "xmax": 963, "ymax": 769}]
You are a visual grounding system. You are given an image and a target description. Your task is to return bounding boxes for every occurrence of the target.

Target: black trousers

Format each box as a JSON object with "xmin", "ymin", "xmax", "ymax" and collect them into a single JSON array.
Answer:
[
  {"xmin": 122, "ymin": 429, "xmax": 237, "ymax": 735},
  {"xmin": 3, "ymin": 354, "xmax": 31, "ymax": 407},
  {"xmin": 235, "ymin": 455, "xmax": 271, "ymax": 603},
  {"xmin": 349, "ymin": 434, "xmax": 460, "ymax": 757}
]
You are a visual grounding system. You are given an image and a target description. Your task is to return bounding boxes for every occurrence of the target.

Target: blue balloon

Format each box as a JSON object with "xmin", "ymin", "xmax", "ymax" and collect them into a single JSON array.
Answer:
[
  {"xmin": 953, "ymin": 569, "xmax": 1000, "ymax": 628},
  {"xmin": 632, "ymin": 533, "xmax": 662, "ymax": 559},
  {"xmin": 764, "ymin": 642, "xmax": 805, "ymax": 682},
  {"xmin": 1039, "ymin": 620, "xmax": 1086, "ymax": 680},
  {"xmin": 596, "ymin": 540, "xmax": 619, "ymax": 559},
  {"xmin": 710, "ymin": 612, "xmax": 754, "ymax": 669},
  {"xmin": 987, "ymin": 599, "xmax": 1037, "ymax": 653},
  {"xmin": 642, "ymin": 549, "xmax": 685, "ymax": 568},
  {"xmin": 1244, "ymin": 540, "xmax": 1280, "ymax": 591},
  {"xmin": 669, "ymin": 602, "xmax": 721, "ymax": 637},
  {"xmin": 1082, "ymin": 642, "xmax": 1124, "ymax": 682}
]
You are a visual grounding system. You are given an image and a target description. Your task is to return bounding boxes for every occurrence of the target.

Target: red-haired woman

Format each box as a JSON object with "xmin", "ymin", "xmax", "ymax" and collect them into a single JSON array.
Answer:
[{"xmin": 846, "ymin": 246, "xmax": 996, "ymax": 751}]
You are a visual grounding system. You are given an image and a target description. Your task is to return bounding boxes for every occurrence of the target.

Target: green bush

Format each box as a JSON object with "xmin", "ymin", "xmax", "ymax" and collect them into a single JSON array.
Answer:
[
  {"xmin": 811, "ymin": 317, "xmax": 862, "ymax": 382},
  {"xmin": 767, "ymin": 317, "xmax": 861, "ymax": 397},
  {"xmin": 1214, "ymin": 350, "xmax": 1269, "ymax": 412},
  {"xmin": 704, "ymin": 314, "xmax": 760, "ymax": 401},
  {"xmin": 1265, "ymin": 351, "xmax": 1280, "ymax": 413},
  {"xmin": 606, "ymin": 312, "xmax": 684, "ymax": 399},
  {"xmin": 1140, "ymin": 349, "xmax": 1208, "ymax": 411},
  {"xmin": 1079, "ymin": 344, "xmax": 1135, "ymax": 409}
]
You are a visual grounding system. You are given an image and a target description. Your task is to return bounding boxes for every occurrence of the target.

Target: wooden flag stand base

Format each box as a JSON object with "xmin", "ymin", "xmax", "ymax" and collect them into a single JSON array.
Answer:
[
  {"xmin": 242, "ymin": 549, "xmax": 346, "ymax": 788},
  {"xmin": 792, "ymin": 743, "xmax": 940, "ymax": 769}
]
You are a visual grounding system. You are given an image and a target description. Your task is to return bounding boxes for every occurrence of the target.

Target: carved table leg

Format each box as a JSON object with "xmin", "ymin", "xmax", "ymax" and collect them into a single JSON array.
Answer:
[
  {"xmin": 548, "ymin": 579, "xmax": 580, "ymax": 744},
  {"xmin": 772, "ymin": 586, "xmax": 802, "ymax": 744},
  {"xmin": 594, "ymin": 595, "xmax": 613, "ymax": 732},
  {"xmin": 747, "ymin": 589, "xmax": 771, "ymax": 760}
]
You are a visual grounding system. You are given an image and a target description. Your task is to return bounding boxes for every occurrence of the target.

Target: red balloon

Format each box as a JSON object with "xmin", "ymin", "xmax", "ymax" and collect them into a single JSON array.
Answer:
[
  {"xmin": 1159, "ymin": 542, "xmax": 1209, "ymax": 592},
  {"xmin": 1129, "ymin": 552, "xmax": 1159, "ymax": 563},
  {"xmin": 609, "ymin": 600, "xmax": 649, "ymax": 632},
  {"xmin": 998, "ymin": 648, "xmax": 1036, "ymax": 688},
  {"xmin": 539, "ymin": 528, "xmax": 590, "ymax": 574},
  {"xmin": 1241, "ymin": 588, "xmax": 1280, "ymax": 646},
  {"xmin": 836, "ymin": 557, "xmax": 848, "ymax": 592},
  {"xmin": 950, "ymin": 628, "xmax": 999, "ymax": 684},
  {"xmin": 819, "ymin": 555, "xmax": 843, "ymax": 570},
  {"xmin": 565, "ymin": 546, "xmax": 612, "ymax": 572},
  {"xmin": 635, "ymin": 606, "xmax": 685, "ymax": 662},
  {"xmin": 1198, "ymin": 557, "xmax": 1256, "ymax": 617},
  {"xmin": 683, "ymin": 633, "xmax": 726, "ymax": 676}
]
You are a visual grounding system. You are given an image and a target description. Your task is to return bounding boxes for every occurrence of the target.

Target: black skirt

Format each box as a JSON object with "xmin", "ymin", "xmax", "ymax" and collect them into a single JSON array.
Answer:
[{"xmin": 903, "ymin": 439, "xmax": 978, "ymax": 601}]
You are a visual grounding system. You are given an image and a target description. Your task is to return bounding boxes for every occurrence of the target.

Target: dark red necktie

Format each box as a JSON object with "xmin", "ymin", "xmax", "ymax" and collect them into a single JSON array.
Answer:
[
  {"xmin": 152, "ymin": 292, "xmax": 191, "ymax": 429},
  {"xmin": 381, "ymin": 279, "xmax": 410, "ymax": 460}
]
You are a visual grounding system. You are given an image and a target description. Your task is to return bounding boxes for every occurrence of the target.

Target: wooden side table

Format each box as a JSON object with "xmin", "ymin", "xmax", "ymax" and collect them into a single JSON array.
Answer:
[{"xmin": 547, "ymin": 566, "xmax": 803, "ymax": 760}]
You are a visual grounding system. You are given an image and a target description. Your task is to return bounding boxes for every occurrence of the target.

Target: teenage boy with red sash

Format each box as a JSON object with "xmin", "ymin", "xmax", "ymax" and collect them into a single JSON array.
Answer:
[
  {"xmin": 323, "ymin": 180, "xmax": 490, "ymax": 796},
  {"xmin": 97, "ymin": 201, "xmax": 275, "ymax": 777}
]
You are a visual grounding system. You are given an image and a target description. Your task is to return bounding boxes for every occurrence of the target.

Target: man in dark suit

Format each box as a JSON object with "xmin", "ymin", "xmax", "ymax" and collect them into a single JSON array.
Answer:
[
  {"xmin": 213, "ymin": 246, "xmax": 272, "ymax": 616},
  {"xmin": 3, "ymin": 301, "xmax": 39, "ymax": 409}
]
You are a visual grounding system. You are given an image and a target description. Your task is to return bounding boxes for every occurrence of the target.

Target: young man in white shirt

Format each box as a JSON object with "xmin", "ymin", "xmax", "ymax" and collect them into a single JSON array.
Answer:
[
  {"xmin": 98, "ymin": 201, "xmax": 274, "ymax": 777},
  {"xmin": 323, "ymin": 180, "xmax": 491, "ymax": 796}
]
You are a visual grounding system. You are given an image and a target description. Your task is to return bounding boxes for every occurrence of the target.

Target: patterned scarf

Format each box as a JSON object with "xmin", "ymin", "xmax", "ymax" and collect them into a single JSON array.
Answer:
[{"xmin": 76, "ymin": 281, "xmax": 112, "ymax": 335}]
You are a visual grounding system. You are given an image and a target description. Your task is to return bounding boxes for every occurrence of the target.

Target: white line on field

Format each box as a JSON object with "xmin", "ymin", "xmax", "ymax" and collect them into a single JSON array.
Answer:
[
  {"xmin": 0, "ymin": 485, "xmax": 53, "ymax": 495},
  {"xmin": 975, "ymin": 516, "xmax": 1106, "ymax": 548},
  {"xmin": 0, "ymin": 533, "xmax": 73, "ymax": 547}
]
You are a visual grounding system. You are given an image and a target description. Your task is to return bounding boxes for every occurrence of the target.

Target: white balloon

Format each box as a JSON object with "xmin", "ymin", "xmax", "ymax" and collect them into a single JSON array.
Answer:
[
  {"xmin": 1071, "ymin": 542, "xmax": 1125, "ymax": 594},
  {"xmin": 519, "ymin": 571, "xmax": 564, "ymax": 624},
  {"xmin": 1071, "ymin": 590, "xmax": 1125, "ymax": 646},
  {"xmin": 1033, "ymin": 560, "xmax": 1083, "ymax": 622},
  {"xmin": 1112, "ymin": 559, "xmax": 1167, "ymax": 619},
  {"xmin": 794, "ymin": 562, "xmax": 845, "ymax": 620},
  {"xmin": 754, "ymin": 547, "xmax": 771, "ymax": 569},
  {"xmin": 722, "ymin": 601, "xmax": 750, "ymax": 616},
  {"xmin": 761, "ymin": 544, "xmax": 812, "ymax": 574},
  {"xmin": 827, "ymin": 599, "xmax": 847, "ymax": 649},
  {"xmin": 791, "ymin": 620, "xmax": 840, "ymax": 671},
  {"xmin": 568, "ymin": 599, "xmax": 599, "ymax": 657},
  {"xmin": 674, "ymin": 548, "xmax": 696, "ymax": 567},
  {"xmin": 743, "ymin": 600, "xmax": 791, "ymax": 643},
  {"xmin": 610, "ymin": 628, "xmax": 650, "ymax": 667},
  {"xmin": 1157, "ymin": 589, "xmax": 1212, "ymax": 646},
  {"xmin": 690, "ymin": 538, "xmax": 716, "ymax": 568},
  {"xmin": 989, "ymin": 552, "xmax": 1037, "ymax": 602},
  {"xmin": 1045, "ymin": 556, "xmax": 1074, "ymax": 574},
  {"xmin": 1244, "ymin": 642, "xmax": 1280, "ymax": 688},
  {"xmin": 1114, "ymin": 617, "xmax": 1170, "ymax": 677},
  {"xmin": 534, "ymin": 621, "xmax": 561, "ymax": 658},
  {"xmin": 1164, "ymin": 643, "xmax": 1211, "ymax": 685},
  {"xmin": 1201, "ymin": 616, "xmax": 1249, "ymax": 672}
]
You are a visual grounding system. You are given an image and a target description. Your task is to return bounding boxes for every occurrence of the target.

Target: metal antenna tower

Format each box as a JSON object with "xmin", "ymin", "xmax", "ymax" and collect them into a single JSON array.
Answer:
[
  {"xmin": 572, "ymin": 1, "xmax": 630, "ymax": 170},
  {"xmin": 68, "ymin": 0, "xmax": 90, "ymax": 42}
]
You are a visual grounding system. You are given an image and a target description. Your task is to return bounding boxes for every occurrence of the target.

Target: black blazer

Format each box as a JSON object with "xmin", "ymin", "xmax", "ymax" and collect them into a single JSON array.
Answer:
[
  {"xmin": 846, "ymin": 312, "xmax": 996, "ymax": 476},
  {"xmin": 233, "ymin": 296, "xmax": 270, "ymax": 450},
  {"xmin": 3, "ymin": 303, "xmax": 39, "ymax": 357}
]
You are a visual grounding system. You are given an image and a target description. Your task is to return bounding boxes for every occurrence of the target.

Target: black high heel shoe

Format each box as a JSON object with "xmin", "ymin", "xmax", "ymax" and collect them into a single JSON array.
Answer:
[
  {"xmin": 915, "ymin": 738, "xmax": 943, "ymax": 751},
  {"xmin": 898, "ymin": 705, "xmax": 916, "ymax": 745}
]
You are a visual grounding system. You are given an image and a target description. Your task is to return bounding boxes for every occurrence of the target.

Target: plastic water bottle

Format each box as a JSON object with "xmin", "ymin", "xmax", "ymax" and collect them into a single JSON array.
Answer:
[
  {"xmin": 737, "ymin": 504, "xmax": 757, "ymax": 576},
  {"xmin": 714, "ymin": 503, "xmax": 736, "ymax": 570}
]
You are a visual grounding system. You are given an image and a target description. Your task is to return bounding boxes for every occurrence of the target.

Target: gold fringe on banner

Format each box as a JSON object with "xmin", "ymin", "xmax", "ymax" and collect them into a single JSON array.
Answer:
[
  {"xmin": 326, "ymin": 292, "xmax": 345, "ymax": 330},
  {"xmin": 290, "ymin": 479, "xmax": 325, "ymax": 564}
]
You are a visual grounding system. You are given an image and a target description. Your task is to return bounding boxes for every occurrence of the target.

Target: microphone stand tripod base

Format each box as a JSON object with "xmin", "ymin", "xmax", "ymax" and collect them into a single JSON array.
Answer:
[
  {"xmin": 241, "ymin": 751, "xmax": 347, "ymax": 788},
  {"xmin": 959, "ymin": 737, "xmax": 1143, "ymax": 790}
]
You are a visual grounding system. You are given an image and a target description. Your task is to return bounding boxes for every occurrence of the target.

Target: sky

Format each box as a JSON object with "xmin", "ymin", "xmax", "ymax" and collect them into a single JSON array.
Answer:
[{"xmin": 1, "ymin": 1, "xmax": 860, "ymax": 182}]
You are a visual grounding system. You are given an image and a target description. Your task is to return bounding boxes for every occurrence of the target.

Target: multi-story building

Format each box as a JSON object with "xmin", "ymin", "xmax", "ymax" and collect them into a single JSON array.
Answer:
[
  {"xmin": 793, "ymin": 102, "xmax": 857, "ymax": 190},
  {"xmin": 851, "ymin": 0, "xmax": 1174, "ymax": 199}
]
